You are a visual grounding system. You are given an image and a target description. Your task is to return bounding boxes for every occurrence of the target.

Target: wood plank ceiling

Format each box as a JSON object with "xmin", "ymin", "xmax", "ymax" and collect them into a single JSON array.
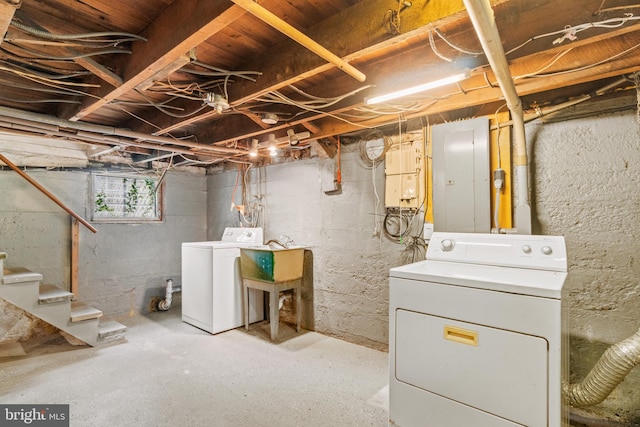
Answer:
[{"xmin": 0, "ymin": 0, "xmax": 639, "ymax": 167}]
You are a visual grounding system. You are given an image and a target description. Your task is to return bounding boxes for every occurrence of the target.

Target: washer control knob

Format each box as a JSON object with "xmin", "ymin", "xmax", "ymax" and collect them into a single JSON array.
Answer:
[
  {"xmin": 522, "ymin": 245, "xmax": 532, "ymax": 254},
  {"xmin": 441, "ymin": 239, "xmax": 455, "ymax": 252},
  {"xmin": 541, "ymin": 246, "xmax": 553, "ymax": 255}
]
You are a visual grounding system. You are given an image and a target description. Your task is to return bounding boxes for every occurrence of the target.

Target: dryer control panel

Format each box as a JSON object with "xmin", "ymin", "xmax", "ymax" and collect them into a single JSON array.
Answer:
[{"xmin": 427, "ymin": 232, "xmax": 567, "ymax": 272}]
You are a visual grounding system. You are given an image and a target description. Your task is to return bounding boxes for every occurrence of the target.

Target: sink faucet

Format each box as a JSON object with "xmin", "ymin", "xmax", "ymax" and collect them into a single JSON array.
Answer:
[
  {"xmin": 265, "ymin": 235, "xmax": 295, "ymax": 249},
  {"xmin": 265, "ymin": 239, "xmax": 288, "ymax": 249},
  {"xmin": 279, "ymin": 234, "xmax": 294, "ymax": 247}
]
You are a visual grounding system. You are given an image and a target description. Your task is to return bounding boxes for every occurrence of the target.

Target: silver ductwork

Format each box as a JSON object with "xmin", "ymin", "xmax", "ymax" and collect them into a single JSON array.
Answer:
[{"xmin": 564, "ymin": 327, "xmax": 640, "ymax": 407}]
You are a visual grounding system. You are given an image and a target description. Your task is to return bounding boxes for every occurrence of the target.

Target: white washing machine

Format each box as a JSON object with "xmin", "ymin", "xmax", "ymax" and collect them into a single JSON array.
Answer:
[
  {"xmin": 389, "ymin": 232, "xmax": 569, "ymax": 427},
  {"xmin": 182, "ymin": 227, "xmax": 264, "ymax": 334}
]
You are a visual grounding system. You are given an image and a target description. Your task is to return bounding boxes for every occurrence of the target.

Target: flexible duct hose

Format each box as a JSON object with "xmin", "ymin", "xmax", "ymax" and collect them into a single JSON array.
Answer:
[{"xmin": 564, "ymin": 327, "xmax": 640, "ymax": 407}]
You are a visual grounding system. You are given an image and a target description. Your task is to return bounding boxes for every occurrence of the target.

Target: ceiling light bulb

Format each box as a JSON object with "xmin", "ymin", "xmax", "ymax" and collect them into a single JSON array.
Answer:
[
  {"xmin": 261, "ymin": 113, "xmax": 279, "ymax": 125},
  {"xmin": 249, "ymin": 139, "xmax": 258, "ymax": 157},
  {"xmin": 268, "ymin": 134, "xmax": 278, "ymax": 156}
]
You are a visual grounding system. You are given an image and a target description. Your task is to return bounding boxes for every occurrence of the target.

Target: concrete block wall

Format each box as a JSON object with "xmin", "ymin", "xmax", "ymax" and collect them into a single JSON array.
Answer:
[
  {"xmin": 0, "ymin": 169, "xmax": 207, "ymax": 317},
  {"xmin": 530, "ymin": 111, "xmax": 640, "ymax": 341},
  {"xmin": 1, "ymin": 109, "xmax": 638, "ymax": 420},
  {"xmin": 529, "ymin": 110, "xmax": 640, "ymax": 422},
  {"xmin": 206, "ymin": 112, "xmax": 640, "ymax": 420},
  {"xmin": 207, "ymin": 148, "xmax": 414, "ymax": 350},
  {"xmin": 1, "ymin": 171, "xmax": 82, "ymax": 286}
]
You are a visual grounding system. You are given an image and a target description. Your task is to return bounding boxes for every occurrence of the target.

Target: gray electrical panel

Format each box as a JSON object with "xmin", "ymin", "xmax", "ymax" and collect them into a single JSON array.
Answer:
[{"xmin": 432, "ymin": 117, "xmax": 490, "ymax": 232}]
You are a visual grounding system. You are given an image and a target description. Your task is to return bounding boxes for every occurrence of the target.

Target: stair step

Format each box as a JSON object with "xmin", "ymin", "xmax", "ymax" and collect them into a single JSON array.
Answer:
[
  {"xmin": 70, "ymin": 301, "xmax": 103, "ymax": 322},
  {"xmin": 98, "ymin": 321, "xmax": 127, "ymax": 339},
  {"xmin": 38, "ymin": 284, "xmax": 73, "ymax": 304},
  {"xmin": 3, "ymin": 267, "xmax": 43, "ymax": 285}
]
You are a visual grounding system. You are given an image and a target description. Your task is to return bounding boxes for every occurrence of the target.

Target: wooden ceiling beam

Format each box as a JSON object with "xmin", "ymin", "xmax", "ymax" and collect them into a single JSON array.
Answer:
[
  {"xmin": 130, "ymin": 0, "xmax": 509, "ymax": 136},
  {"xmin": 310, "ymin": 56, "xmax": 640, "ymax": 138},
  {"xmin": 0, "ymin": 0, "xmax": 21, "ymax": 48},
  {"xmin": 72, "ymin": 56, "xmax": 123, "ymax": 88},
  {"xmin": 65, "ymin": 1, "xmax": 247, "ymax": 121},
  {"xmin": 199, "ymin": 28, "xmax": 640, "ymax": 146}
]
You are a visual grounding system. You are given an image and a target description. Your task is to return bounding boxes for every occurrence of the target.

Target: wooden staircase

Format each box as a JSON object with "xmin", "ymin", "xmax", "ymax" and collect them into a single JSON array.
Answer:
[{"xmin": 0, "ymin": 252, "xmax": 126, "ymax": 346}]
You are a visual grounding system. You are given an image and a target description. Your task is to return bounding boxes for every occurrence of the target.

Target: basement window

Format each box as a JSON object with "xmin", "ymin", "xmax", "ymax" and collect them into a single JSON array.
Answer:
[{"xmin": 91, "ymin": 173, "xmax": 162, "ymax": 222}]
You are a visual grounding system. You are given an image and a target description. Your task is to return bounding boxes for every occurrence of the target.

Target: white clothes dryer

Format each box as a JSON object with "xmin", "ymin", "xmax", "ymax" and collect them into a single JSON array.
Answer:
[{"xmin": 389, "ymin": 232, "xmax": 569, "ymax": 427}]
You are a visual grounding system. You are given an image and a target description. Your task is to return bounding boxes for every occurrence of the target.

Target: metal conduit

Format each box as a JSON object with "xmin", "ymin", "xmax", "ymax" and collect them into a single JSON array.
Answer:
[
  {"xmin": 462, "ymin": 0, "xmax": 531, "ymax": 234},
  {"xmin": 0, "ymin": 106, "xmax": 242, "ymax": 155},
  {"xmin": 462, "ymin": 1, "xmax": 640, "ymax": 408}
]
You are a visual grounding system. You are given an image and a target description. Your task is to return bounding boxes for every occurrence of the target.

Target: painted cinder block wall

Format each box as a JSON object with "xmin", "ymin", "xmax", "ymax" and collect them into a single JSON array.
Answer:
[
  {"xmin": 0, "ymin": 170, "xmax": 208, "ymax": 316},
  {"xmin": 207, "ymin": 149, "xmax": 419, "ymax": 350},
  {"xmin": 207, "ymin": 110, "xmax": 640, "ymax": 420},
  {"xmin": 0, "ymin": 109, "xmax": 638, "ymax": 420},
  {"xmin": 528, "ymin": 110, "xmax": 640, "ymax": 422}
]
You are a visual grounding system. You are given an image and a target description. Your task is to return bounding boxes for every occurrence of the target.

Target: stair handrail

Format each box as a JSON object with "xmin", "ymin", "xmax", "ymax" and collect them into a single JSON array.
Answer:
[{"xmin": 0, "ymin": 152, "xmax": 97, "ymax": 233}]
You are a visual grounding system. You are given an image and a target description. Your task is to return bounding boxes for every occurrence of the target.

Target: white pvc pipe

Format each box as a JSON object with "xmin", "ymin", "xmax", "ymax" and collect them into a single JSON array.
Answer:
[
  {"xmin": 463, "ymin": 0, "xmax": 531, "ymax": 234},
  {"xmin": 157, "ymin": 279, "xmax": 173, "ymax": 311}
]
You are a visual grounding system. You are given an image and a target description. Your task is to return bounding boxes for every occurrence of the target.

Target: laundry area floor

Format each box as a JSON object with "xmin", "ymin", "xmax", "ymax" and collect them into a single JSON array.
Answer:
[{"xmin": 0, "ymin": 305, "xmax": 390, "ymax": 427}]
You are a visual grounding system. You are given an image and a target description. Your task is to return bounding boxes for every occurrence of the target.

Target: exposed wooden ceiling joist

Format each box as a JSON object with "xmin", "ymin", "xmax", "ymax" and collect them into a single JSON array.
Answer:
[
  {"xmin": 1, "ymin": 0, "xmax": 639, "ymax": 167},
  {"xmin": 129, "ymin": 0, "xmax": 495, "ymax": 136},
  {"xmin": 65, "ymin": 2, "xmax": 248, "ymax": 121},
  {"xmin": 0, "ymin": 0, "xmax": 20, "ymax": 48}
]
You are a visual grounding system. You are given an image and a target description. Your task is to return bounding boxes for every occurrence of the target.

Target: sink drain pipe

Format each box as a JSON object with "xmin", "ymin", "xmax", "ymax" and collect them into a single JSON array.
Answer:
[
  {"xmin": 157, "ymin": 279, "xmax": 174, "ymax": 311},
  {"xmin": 564, "ymin": 327, "xmax": 640, "ymax": 407}
]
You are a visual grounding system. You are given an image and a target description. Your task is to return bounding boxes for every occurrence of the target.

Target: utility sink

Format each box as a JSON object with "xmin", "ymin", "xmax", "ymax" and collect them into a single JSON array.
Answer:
[{"xmin": 240, "ymin": 246, "xmax": 305, "ymax": 283}]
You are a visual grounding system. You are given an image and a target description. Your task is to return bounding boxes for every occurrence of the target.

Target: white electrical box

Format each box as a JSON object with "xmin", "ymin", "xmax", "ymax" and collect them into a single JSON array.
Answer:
[
  {"xmin": 423, "ymin": 222, "xmax": 434, "ymax": 242},
  {"xmin": 385, "ymin": 138, "xmax": 424, "ymax": 209}
]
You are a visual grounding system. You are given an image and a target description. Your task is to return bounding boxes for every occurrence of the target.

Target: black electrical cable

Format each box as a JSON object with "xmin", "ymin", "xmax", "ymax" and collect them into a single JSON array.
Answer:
[{"xmin": 383, "ymin": 212, "xmax": 412, "ymax": 240}]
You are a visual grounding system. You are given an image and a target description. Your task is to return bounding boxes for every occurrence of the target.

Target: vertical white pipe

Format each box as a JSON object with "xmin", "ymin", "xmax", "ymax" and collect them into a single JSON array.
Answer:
[
  {"xmin": 157, "ymin": 279, "xmax": 173, "ymax": 311},
  {"xmin": 463, "ymin": 0, "xmax": 532, "ymax": 234}
]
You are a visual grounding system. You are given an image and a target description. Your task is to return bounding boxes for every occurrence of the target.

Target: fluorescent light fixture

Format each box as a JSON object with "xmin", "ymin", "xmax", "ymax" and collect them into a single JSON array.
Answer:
[{"xmin": 365, "ymin": 70, "xmax": 469, "ymax": 105}]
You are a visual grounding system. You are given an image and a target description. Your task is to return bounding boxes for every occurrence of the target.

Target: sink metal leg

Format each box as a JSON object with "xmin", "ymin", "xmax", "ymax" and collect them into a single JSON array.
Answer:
[
  {"xmin": 243, "ymin": 281, "xmax": 249, "ymax": 331},
  {"xmin": 269, "ymin": 288, "xmax": 279, "ymax": 340},
  {"xmin": 295, "ymin": 286, "xmax": 301, "ymax": 333}
]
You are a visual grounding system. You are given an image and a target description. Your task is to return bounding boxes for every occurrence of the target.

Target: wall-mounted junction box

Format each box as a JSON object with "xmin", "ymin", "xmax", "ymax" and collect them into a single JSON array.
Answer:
[{"xmin": 385, "ymin": 138, "xmax": 424, "ymax": 210}]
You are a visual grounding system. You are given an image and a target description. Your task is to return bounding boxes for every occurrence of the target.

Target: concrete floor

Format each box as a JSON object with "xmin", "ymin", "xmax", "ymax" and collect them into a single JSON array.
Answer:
[{"xmin": 0, "ymin": 306, "xmax": 389, "ymax": 426}]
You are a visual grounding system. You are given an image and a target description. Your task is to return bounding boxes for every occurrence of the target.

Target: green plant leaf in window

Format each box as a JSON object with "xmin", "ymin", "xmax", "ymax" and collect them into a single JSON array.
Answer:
[{"xmin": 95, "ymin": 191, "xmax": 113, "ymax": 213}]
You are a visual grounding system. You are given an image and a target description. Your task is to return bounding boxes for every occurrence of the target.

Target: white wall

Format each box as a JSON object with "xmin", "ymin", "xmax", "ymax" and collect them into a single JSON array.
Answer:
[
  {"xmin": 2, "ymin": 109, "xmax": 639, "ymax": 421},
  {"xmin": 207, "ymin": 147, "xmax": 421, "ymax": 349},
  {"xmin": 207, "ymin": 111, "xmax": 640, "ymax": 420},
  {"xmin": 528, "ymin": 110, "xmax": 640, "ymax": 421},
  {"xmin": 0, "ymin": 170, "xmax": 208, "ymax": 316},
  {"xmin": 529, "ymin": 111, "xmax": 640, "ymax": 342}
]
